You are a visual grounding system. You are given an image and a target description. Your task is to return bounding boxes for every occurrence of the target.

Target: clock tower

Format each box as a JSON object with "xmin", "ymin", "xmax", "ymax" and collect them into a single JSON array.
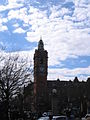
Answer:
[{"xmin": 34, "ymin": 38, "xmax": 48, "ymax": 113}]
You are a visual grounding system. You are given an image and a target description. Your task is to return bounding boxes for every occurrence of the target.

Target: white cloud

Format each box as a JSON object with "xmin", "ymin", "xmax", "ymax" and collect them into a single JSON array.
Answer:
[
  {"xmin": 22, "ymin": 2, "xmax": 90, "ymax": 68},
  {"xmin": 26, "ymin": 31, "xmax": 40, "ymax": 42},
  {"xmin": 0, "ymin": 24, "xmax": 8, "ymax": 31},
  {"xmin": 1, "ymin": 18, "xmax": 8, "ymax": 23},
  {"xmin": 72, "ymin": 6, "xmax": 88, "ymax": 22},
  {"xmin": 0, "ymin": 0, "xmax": 90, "ymax": 80},
  {"xmin": 8, "ymin": 9, "xmax": 26, "ymax": 20},
  {"xmin": 13, "ymin": 23, "xmax": 19, "ymax": 28},
  {"xmin": 5, "ymin": 2, "xmax": 90, "ymax": 54},
  {"xmin": 0, "ymin": 16, "xmax": 8, "ymax": 31},
  {"xmin": 0, "ymin": 3, "xmax": 23, "ymax": 12},
  {"xmin": 74, "ymin": 0, "xmax": 90, "ymax": 7},
  {"xmin": 48, "ymin": 66, "xmax": 90, "ymax": 81},
  {"xmin": 13, "ymin": 27, "xmax": 25, "ymax": 33},
  {"xmin": 8, "ymin": 0, "xmax": 25, "ymax": 4}
]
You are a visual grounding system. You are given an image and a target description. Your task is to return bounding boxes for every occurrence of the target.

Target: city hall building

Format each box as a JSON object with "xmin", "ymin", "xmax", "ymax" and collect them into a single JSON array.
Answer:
[{"xmin": 24, "ymin": 39, "xmax": 90, "ymax": 117}]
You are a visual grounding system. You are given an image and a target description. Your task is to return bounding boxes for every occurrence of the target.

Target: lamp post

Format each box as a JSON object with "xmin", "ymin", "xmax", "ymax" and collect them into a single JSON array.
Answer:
[{"xmin": 52, "ymin": 89, "xmax": 57, "ymax": 115}]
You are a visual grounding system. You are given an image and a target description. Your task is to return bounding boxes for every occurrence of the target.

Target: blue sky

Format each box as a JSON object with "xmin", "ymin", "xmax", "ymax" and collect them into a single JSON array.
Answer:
[{"xmin": 0, "ymin": 0, "xmax": 90, "ymax": 81}]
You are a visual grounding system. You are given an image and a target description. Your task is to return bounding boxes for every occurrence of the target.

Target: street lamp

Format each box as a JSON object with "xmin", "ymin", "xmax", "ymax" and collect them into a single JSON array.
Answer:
[{"xmin": 52, "ymin": 89, "xmax": 57, "ymax": 115}]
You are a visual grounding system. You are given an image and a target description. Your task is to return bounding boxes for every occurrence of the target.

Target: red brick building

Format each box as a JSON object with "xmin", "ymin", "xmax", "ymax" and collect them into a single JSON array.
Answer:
[
  {"xmin": 33, "ymin": 39, "xmax": 48, "ymax": 113},
  {"xmin": 24, "ymin": 39, "xmax": 90, "ymax": 117}
]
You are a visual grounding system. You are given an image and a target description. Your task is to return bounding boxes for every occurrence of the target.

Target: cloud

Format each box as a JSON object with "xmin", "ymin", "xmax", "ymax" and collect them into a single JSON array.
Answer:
[
  {"xmin": 24, "ymin": 0, "xmax": 90, "ymax": 80},
  {"xmin": 20, "ymin": 1, "xmax": 90, "ymax": 69},
  {"xmin": 13, "ymin": 27, "xmax": 26, "ymax": 33},
  {"xmin": 0, "ymin": 24, "xmax": 8, "ymax": 31},
  {"xmin": 0, "ymin": 3, "xmax": 23, "ymax": 12},
  {"xmin": 8, "ymin": 0, "xmax": 25, "ymax": 4},
  {"xmin": 0, "ymin": 0, "xmax": 90, "ymax": 80},
  {"xmin": 13, "ymin": 23, "xmax": 19, "ymax": 28},
  {"xmin": 0, "ymin": 16, "xmax": 8, "ymax": 31},
  {"xmin": 48, "ymin": 66, "xmax": 90, "ymax": 81},
  {"xmin": 8, "ymin": 7, "xmax": 28, "ymax": 21},
  {"xmin": 0, "ymin": 0, "xmax": 26, "ymax": 32},
  {"xmin": 26, "ymin": 32, "xmax": 40, "ymax": 42}
]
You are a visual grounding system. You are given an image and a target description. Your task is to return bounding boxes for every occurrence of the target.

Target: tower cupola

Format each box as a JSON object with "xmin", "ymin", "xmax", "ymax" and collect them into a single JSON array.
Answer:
[{"xmin": 38, "ymin": 38, "xmax": 44, "ymax": 50}]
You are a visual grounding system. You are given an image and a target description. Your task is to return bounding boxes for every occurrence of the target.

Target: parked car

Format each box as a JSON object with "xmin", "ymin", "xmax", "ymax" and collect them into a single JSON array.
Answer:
[
  {"xmin": 38, "ymin": 115, "xmax": 67, "ymax": 120},
  {"xmin": 42, "ymin": 112, "xmax": 48, "ymax": 117},
  {"xmin": 82, "ymin": 114, "xmax": 90, "ymax": 120},
  {"xmin": 52, "ymin": 116, "xmax": 67, "ymax": 120},
  {"xmin": 38, "ymin": 116, "xmax": 49, "ymax": 120}
]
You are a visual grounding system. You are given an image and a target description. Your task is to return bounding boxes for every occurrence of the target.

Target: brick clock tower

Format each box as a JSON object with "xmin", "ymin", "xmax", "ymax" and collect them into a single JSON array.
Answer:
[{"xmin": 34, "ymin": 39, "xmax": 48, "ymax": 113}]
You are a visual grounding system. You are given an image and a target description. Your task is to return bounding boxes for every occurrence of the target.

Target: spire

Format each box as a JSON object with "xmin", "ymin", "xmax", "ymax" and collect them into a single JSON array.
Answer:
[
  {"xmin": 40, "ymin": 35, "xmax": 42, "ymax": 40},
  {"xmin": 38, "ymin": 37, "xmax": 44, "ymax": 50}
]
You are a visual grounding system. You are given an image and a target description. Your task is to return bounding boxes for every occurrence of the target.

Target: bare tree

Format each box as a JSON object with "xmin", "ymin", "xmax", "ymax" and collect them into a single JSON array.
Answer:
[{"xmin": 0, "ymin": 54, "xmax": 33, "ymax": 120}]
